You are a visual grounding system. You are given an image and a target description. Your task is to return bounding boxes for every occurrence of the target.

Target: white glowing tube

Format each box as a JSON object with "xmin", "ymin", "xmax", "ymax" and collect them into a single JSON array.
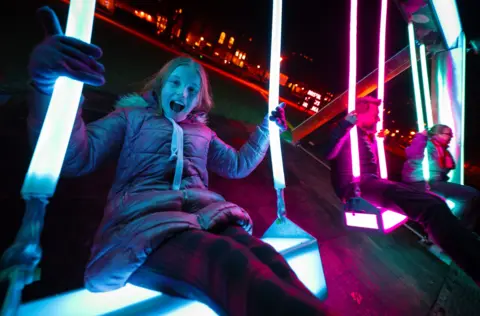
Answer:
[
  {"xmin": 459, "ymin": 33, "xmax": 466, "ymax": 185},
  {"xmin": 408, "ymin": 23, "xmax": 430, "ymax": 182},
  {"xmin": 376, "ymin": 0, "xmax": 388, "ymax": 179},
  {"xmin": 408, "ymin": 24, "xmax": 425, "ymax": 134},
  {"xmin": 419, "ymin": 44, "xmax": 434, "ymax": 182},
  {"xmin": 21, "ymin": 0, "xmax": 97, "ymax": 198},
  {"xmin": 268, "ymin": 0, "xmax": 285, "ymax": 189},
  {"xmin": 431, "ymin": 0, "xmax": 462, "ymax": 49},
  {"xmin": 419, "ymin": 44, "xmax": 434, "ymax": 128}
]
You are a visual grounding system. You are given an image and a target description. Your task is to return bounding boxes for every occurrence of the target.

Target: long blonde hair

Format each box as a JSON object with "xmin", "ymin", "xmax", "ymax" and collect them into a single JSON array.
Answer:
[{"xmin": 141, "ymin": 56, "xmax": 213, "ymax": 115}]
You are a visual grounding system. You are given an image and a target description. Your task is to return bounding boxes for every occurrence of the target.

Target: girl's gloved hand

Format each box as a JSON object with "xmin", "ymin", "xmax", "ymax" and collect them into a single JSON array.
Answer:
[
  {"xmin": 28, "ymin": 6, "xmax": 105, "ymax": 95},
  {"xmin": 262, "ymin": 102, "xmax": 288, "ymax": 132}
]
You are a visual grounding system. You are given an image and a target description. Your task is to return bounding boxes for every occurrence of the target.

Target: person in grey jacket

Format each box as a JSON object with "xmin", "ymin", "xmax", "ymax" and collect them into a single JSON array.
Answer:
[
  {"xmin": 402, "ymin": 125, "xmax": 480, "ymax": 228},
  {"xmin": 25, "ymin": 7, "xmax": 327, "ymax": 316}
]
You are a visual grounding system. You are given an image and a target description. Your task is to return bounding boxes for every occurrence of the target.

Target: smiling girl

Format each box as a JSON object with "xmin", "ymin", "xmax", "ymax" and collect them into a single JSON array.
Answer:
[{"xmin": 25, "ymin": 7, "xmax": 327, "ymax": 316}]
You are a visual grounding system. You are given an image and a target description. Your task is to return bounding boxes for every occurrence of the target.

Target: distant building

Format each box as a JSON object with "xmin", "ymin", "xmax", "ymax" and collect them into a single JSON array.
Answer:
[
  {"xmin": 102, "ymin": 0, "xmax": 333, "ymax": 112},
  {"xmin": 299, "ymin": 89, "xmax": 334, "ymax": 114}
]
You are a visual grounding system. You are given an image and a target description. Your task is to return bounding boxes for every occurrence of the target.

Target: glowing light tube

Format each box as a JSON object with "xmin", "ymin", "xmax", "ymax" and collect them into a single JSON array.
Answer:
[
  {"xmin": 348, "ymin": 0, "xmax": 360, "ymax": 179},
  {"xmin": 419, "ymin": 44, "xmax": 434, "ymax": 182},
  {"xmin": 21, "ymin": 0, "xmax": 97, "ymax": 198},
  {"xmin": 419, "ymin": 44, "xmax": 434, "ymax": 128},
  {"xmin": 408, "ymin": 24, "xmax": 425, "ymax": 135},
  {"xmin": 408, "ymin": 23, "xmax": 430, "ymax": 182},
  {"xmin": 376, "ymin": 0, "xmax": 388, "ymax": 179},
  {"xmin": 431, "ymin": 0, "xmax": 462, "ymax": 49},
  {"xmin": 268, "ymin": 0, "xmax": 285, "ymax": 189},
  {"xmin": 460, "ymin": 33, "xmax": 466, "ymax": 184}
]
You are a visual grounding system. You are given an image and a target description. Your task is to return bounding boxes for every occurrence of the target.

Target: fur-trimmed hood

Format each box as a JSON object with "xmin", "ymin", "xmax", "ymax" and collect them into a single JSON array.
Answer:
[{"xmin": 114, "ymin": 93, "xmax": 208, "ymax": 124}]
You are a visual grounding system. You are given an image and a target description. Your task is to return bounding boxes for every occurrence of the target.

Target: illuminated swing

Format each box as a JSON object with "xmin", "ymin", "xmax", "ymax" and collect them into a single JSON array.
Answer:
[
  {"xmin": 344, "ymin": 0, "xmax": 467, "ymax": 233},
  {"xmin": 260, "ymin": 0, "xmax": 327, "ymax": 300},
  {"xmin": 343, "ymin": 0, "xmax": 409, "ymax": 233},
  {"xmin": 405, "ymin": 0, "xmax": 466, "ymax": 211},
  {"xmin": 0, "ymin": 1, "xmax": 326, "ymax": 315}
]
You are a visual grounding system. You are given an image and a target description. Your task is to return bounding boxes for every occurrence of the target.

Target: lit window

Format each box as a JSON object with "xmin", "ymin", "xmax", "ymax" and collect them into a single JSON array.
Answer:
[
  {"xmin": 218, "ymin": 32, "xmax": 226, "ymax": 44},
  {"xmin": 228, "ymin": 37, "xmax": 235, "ymax": 49}
]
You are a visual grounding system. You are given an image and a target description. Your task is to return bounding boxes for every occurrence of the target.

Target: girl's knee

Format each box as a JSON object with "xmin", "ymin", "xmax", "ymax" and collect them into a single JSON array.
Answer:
[{"xmin": 207, "ymin": 238, "xmax": 251, "ymax": 277}]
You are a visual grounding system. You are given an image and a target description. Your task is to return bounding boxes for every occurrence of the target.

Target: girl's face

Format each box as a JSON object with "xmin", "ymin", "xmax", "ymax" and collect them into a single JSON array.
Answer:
[{"xmin": 160, "ymin": 65, "xmax": 201, "ymax": 122}]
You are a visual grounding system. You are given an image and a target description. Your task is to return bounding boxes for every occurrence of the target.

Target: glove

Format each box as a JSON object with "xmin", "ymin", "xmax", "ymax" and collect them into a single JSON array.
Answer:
[
  {"xmin": 261, "ymin": 102, "xmax": 287, "ymax": 132},
  {"xmin": 345, "ymin": 111, "xmax": 358, "ymax": 125},
  {"xmin": 28, "ymin": 6, "xmax": 105, "ymax": 95}
]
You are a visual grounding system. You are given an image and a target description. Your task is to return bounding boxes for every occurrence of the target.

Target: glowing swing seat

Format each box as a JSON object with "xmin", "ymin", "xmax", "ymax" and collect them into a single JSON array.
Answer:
[
  {"xmin": 1, "ymin": 1, "xmax": 327, "ymax": 315},
  {"xmin": 342, "ymin": 0, "xmax": 408, "ymax": 234},
  {"xmin": 260, "ymin": 0, "xmax": 327, "ymax": 300},
  {"xmin": 393, "ymin": 0, "xmax": 466, "ymax": 260}
]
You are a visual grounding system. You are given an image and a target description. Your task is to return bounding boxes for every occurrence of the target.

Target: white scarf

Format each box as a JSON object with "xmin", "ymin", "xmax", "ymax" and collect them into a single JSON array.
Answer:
[{"xmin": 166, "ymin": 117, "xmax": 184, "ymax": 190}]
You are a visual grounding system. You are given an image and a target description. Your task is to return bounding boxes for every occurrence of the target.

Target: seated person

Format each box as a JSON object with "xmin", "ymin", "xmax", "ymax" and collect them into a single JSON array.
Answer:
[
  {"xmin": 324, "ymin": 96, "xmax": 480, "ymax": 287},
  {"xmin": 402, "ymin": 124, "xmax": 480, "ymax": 229},
  {"xmin": 22, "ymin": 7, "xmax": 328, "ymax": 316}
]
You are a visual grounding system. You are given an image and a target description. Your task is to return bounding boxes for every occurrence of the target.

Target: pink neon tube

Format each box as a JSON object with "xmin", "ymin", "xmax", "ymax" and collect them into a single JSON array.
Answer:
[
  {"xmin": 348, "ymin": 0, "xmax": 360, "ymax": 179},
  {"xmin": 376, "ymin": 0, "xmax": 388, "ymax": 179}
]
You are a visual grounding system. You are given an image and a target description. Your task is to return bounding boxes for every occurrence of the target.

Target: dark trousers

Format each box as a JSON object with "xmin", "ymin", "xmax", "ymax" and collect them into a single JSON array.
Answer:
[
  {"xmin": 128, "ymin": 225, "xmax": 326, "ymax": 316},
  {"xmin": 360, "ymin": 178, "xmax": 480, "ymax": 286},
  {"xmin": 409, "ymin": 181, "xmax": 480, "ymax": 228}
]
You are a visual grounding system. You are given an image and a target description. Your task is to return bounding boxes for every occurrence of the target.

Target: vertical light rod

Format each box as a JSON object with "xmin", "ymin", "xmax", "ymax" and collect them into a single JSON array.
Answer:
[
  {"xmin": 268, "ymin": 0, "xmax": 285, "ymax": 189},
  {"xmin": 408, "ymin": 22, "xmax": 430, "ymax": 181},
  {"xmin": 348, "ymin": 0, "xmax": 360, "ymax": 179},
  {"xmin": 419, "ymin": 44, "xmax": 434, "ymax": 128},
  {"xmin": 21, "ymin": 0, "xmax": 97, "ymax": 198},
  {"xmin": 419, "ymin": 44, "xmax": 434, "ymax": 182},
  {"xmin": 459, "ymin": 32, "xmax": 466, "ymax": 184},
  {"xmin": 431, "ymin": 0, "xmax": 462, "ymax": 49},
  {"xmin": 407, "ymin": 23, "xmax": 425, "ymax": 131},
  {"xmin": 376, "ymin": 0, "xmax": 388, "ymax": 179}
]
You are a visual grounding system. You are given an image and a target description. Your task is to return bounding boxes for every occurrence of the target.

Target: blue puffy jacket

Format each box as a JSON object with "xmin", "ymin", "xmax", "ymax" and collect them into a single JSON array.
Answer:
[{"xmin": 28, "ymin": 90, "xmax": 270, "ymax": 292}]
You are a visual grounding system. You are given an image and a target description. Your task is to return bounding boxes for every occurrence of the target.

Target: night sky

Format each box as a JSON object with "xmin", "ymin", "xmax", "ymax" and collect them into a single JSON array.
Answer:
[
  {"xmin": 203, "ymin": 0, "xmax": 480, "ymax": 159},
  {"xmin": 214, "ymin": 0, "xmax": 480, "ymax": 94},
  {"xmin": 193, "ymin": 0, "xmax": 410, "ymax": 92},
  {"xmin": 2, "ymin": 0, "xmax": 480, "ymax": 159}
]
